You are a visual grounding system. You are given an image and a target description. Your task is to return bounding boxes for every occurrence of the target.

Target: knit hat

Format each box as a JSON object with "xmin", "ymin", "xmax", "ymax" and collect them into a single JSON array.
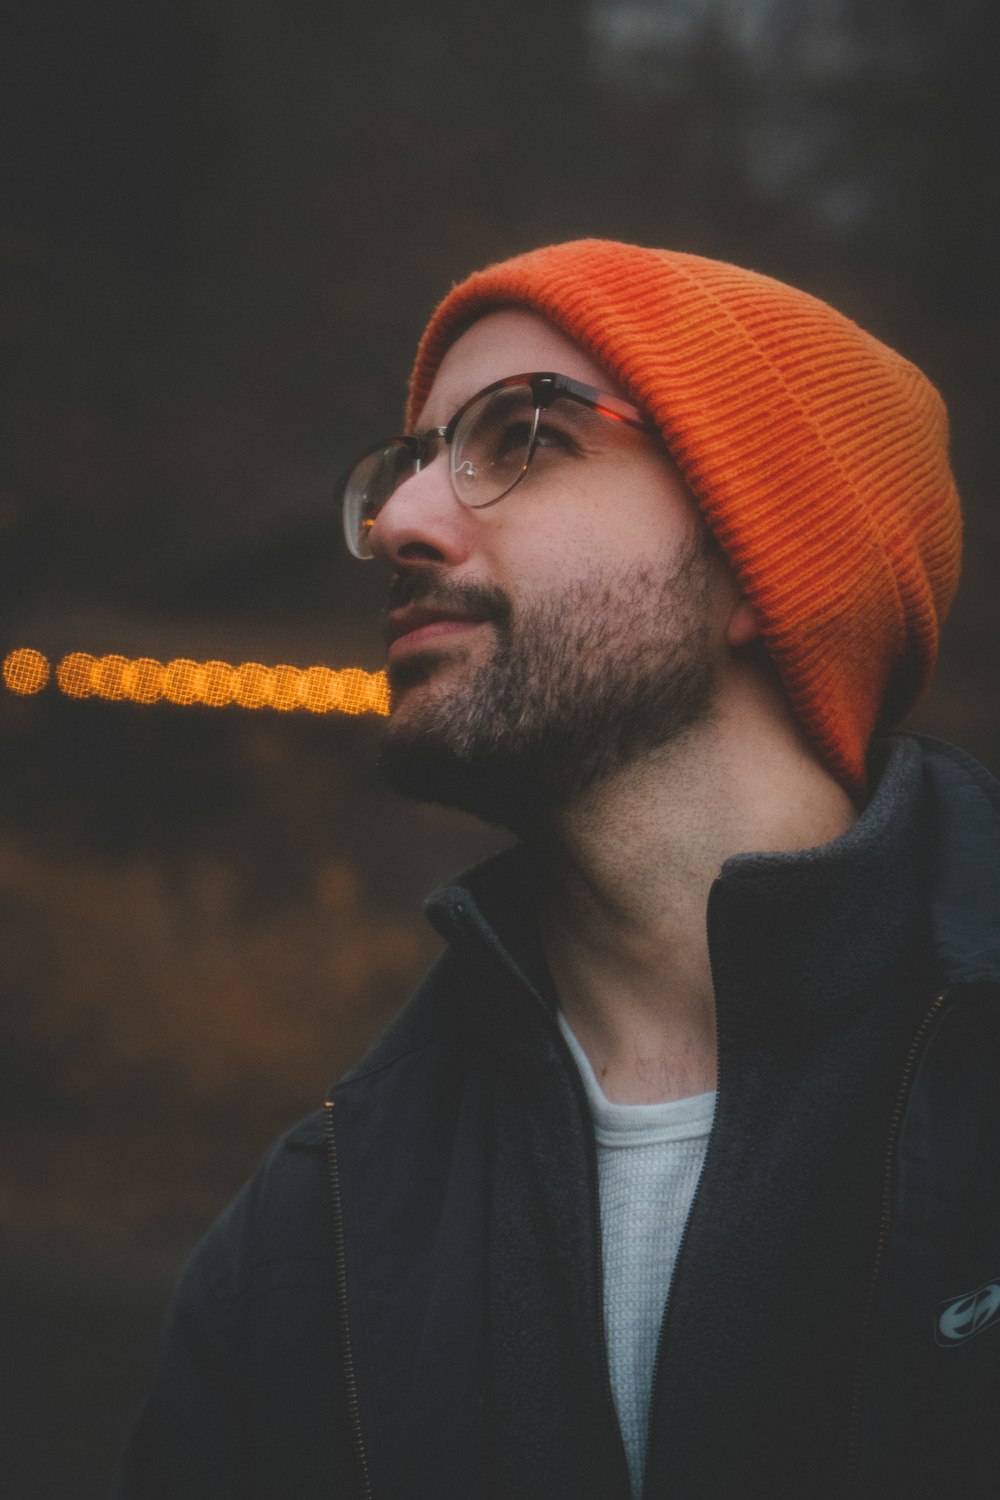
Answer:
[{"xmin": 406, "ymin": 239, "xmax": 962, "ymax": 795}]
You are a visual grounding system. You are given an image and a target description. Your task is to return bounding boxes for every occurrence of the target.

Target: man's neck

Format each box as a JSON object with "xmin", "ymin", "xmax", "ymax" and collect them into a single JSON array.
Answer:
[{"xmin": 534, "ymin": 695, "xmax": 858, "ymax": 1104}]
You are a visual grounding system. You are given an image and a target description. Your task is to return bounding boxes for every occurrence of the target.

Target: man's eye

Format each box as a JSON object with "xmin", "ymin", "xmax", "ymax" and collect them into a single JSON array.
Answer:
[
  {"xmin": 533, "ymin": 421, "xmax": 577, "ymax": 452},
  {"xmin": 494, "ymin": 420, "xmax": 535, "ymax": 456},
  {"xmin": 492, "ymin": 420, "xmax": 576, "ymax": 454},
  {"xmin": 490, "ymin": 421, "xmax": 577, "ymax": 462}
]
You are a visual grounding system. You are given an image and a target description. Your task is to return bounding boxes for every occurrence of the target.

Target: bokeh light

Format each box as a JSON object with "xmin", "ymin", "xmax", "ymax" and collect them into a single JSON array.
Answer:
[
  {"xmin": 162, "ymin": 658, "xmax": 200, "ymax": 705},
  {"xmin": 126, "ymin": 657, "xmax": 165, "ymax": 704},
  {"xmin": 56, "ymin": 653, "xmax": 98, "ymax": 698},
  {"xmin": 297, "ymin": 665, "xmax": 335, "ymax": 714},
  {"xmin": 271, "ymin": 664, "xmax": 302, "ymax": 712},
  {"xmin": 232, "ymin": 661, "xmax": 273, "ymax": 710},
  {"xmin": 93, "ymin": 655, "xmax": 129, "ymax": 701},
  {"xmin": 2, "ymin": 647, "xmax": 50, "ymax": 695},
  {"xmin": 3, "ymin": 650, "xmax": 390, "ymax": 716}
]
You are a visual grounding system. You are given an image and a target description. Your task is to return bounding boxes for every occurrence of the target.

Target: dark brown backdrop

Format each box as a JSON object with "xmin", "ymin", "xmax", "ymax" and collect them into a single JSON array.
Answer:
[{"xmin": 1, "ymin": 1, "xmax": 998, "ymax": 1493}]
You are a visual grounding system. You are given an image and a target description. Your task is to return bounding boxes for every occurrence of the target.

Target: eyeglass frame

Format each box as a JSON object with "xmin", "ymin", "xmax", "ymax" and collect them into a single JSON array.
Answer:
[{"xmin": 337, "ymin": 370, "xmax": 657, "ymax": 559}]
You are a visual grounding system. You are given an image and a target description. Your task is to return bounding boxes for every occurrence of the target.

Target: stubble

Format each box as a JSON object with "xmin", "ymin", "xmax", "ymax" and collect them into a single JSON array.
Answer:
[{"xmin": 378, "ymin": 535, "xmax": 719, "ymax": 835}]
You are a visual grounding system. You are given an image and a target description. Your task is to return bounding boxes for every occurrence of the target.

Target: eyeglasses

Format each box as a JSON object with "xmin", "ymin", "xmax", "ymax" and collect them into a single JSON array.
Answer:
[{"xmin": 337, "ymin": 370, "xmax": 655, "ymax": 560}]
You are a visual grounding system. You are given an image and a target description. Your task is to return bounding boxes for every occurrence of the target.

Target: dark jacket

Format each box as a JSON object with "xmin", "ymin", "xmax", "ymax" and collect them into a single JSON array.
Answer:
[{"xmin": 115, "ymin": 735, "xmax": 1000, "ymax": 1499}]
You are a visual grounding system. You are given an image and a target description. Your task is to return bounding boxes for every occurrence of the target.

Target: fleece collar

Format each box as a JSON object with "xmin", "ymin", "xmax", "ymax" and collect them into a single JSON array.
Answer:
[
  {"xmin": 425, "ymin": 736, "xmax": 1000, "ymax": 1046},
  {"xmin": 916, "ymin": 735, "xmax": 1000, "ymax": 986}
]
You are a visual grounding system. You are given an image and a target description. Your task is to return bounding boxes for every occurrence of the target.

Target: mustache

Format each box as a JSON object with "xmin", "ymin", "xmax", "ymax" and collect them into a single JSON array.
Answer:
[{"xmin": 383, "ymin": 568, "xmax": 512, "ymax": 629}]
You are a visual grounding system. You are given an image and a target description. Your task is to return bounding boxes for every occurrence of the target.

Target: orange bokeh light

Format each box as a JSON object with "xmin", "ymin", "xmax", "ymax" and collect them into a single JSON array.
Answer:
[
  {"xmin": 125, "ymin": 657, "xmax": 165, "ymax": 704},
  {"xmin": 338, "ymin": 666, "xmax": 379, "ymax": 715},
  {"xmin": 3, "ymin": 648, "xmax": 389, "ymax": 717},
  {"xmin": 270, "ymin": 664, "xmax": 301, "ymax": 712},
  {"xmin": 231, "ymin": 661, "xmax": 273, "ymax": 710},
  {"xmin": 55, "ymin": 652, "xmax": 97, "ymax": 698},
  {"xmin": 198, "ymin": 660, "xmax": 235, "ymax": 708},
  {"xmin": 93, "ymin": 654, "xmax": 129, "ymax": 700},
  {"xmin": 162, "ymin": 658, "xmax": 200, "ymax": 705},
  {"xmin": 2, "ymin": 647, "xmax": 50, "ymax": 696},
  {"xmin": 297, "ymin": 665, "xmax": 336, "ymax": 714}
]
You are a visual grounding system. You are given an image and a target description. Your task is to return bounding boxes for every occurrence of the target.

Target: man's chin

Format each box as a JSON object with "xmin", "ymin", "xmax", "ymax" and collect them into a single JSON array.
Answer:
[
  {"xmin": 377, "ymin": 729, "xmax": 541, "ymax": 834},
  {"xmin": 378, "ymin": 675, "xmax": 541, "ymax": 832},
  {"xmin": 387, "ymin": 642, "xmax": 501, "ymax": 747},
  {"xmin": 387, "ymin": 634, "xmax": 489, "ymax": 699}
]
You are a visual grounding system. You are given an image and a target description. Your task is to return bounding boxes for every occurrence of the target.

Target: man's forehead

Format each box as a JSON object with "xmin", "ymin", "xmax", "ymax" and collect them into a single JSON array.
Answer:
[{"xmin": 417, "ymin": 307, "xmax": 627, "ymax": 429}]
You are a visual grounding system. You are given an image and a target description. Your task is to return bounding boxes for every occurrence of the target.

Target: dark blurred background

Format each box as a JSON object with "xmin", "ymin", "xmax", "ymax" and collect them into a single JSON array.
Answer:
[{"xmin": 1, "ymin": 1, "xmax": 998, "ymax": 1492}]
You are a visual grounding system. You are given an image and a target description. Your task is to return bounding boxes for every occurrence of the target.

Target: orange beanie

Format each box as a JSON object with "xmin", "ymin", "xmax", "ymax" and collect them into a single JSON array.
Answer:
[{"xmin": 406, "ymin": 239, "xmax": 962, "ymax": 795}]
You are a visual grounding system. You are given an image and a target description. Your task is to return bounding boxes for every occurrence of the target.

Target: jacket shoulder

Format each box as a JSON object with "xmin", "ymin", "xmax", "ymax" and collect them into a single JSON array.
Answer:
[
  {"xmin": 334, "ymin": 944, "xmax": 474, "ymax": 1086},
  {"xmin": 194, "ymin": 944, "xmax": 474, "ymax": 1296}
]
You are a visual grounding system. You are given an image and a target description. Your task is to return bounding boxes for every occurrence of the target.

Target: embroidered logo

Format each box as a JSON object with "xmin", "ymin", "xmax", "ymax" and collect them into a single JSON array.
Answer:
[{"xmin": 936, "ymin": 1280, "xmax": 1000, "ymax": 1347}]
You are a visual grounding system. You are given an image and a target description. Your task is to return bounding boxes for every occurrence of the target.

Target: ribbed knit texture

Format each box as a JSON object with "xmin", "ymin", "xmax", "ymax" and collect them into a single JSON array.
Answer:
[
  {"xmin": 559, "ymin": 1013, "xmax": 715, "ymax": 1500},
  {"xmin": 406, "ymin": 240, "xmax": 963, "ymax": 794}
]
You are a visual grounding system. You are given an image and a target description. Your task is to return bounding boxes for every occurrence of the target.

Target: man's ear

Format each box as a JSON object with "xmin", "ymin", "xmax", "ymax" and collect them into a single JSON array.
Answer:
[{"xmin": 726, "ymin": 596, "xmax": 760, "ymax": 649}]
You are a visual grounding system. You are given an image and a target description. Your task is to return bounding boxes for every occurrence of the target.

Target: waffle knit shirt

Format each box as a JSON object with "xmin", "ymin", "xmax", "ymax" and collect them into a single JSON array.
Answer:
[{"xmin": 559, "ymin": 1012, "xmax": 716, "ymax": 1499}]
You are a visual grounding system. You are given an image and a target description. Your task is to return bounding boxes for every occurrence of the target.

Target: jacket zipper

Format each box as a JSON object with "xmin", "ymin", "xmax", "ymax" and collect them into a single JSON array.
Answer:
[
  {"xmin": 450, "ymin": 897, "xmax": 632, "ymax": 1495},
  {"xmin": 639, "ymin": 908, "xmax": 725, "ymax": 1500},
  {"xmin": 536, "ymin": 1015, "xmax": 632, "ymax": 1496},
  {"xmin": 323, "ymin": 1099, "xmax": 375, "ymax": 1500},
  {"xmin": 845, "ymin": 989, "xmax": 949, "ymax": 1488},
  {"xmin": 579, "ymin": 1069, "xmax": 636, "ymax": 1498}
]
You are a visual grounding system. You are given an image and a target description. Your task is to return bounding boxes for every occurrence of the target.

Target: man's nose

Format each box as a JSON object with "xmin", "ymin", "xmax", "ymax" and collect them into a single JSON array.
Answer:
[{"xmin": 366, "ymin": 455, "xmax": 475, "ymax": 569}]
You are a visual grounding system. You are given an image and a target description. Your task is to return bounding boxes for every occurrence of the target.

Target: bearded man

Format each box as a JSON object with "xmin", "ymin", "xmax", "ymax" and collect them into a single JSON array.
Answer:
[{"xmin": 116, "ymin": 240, "xmax": 1000, "ymax": 1500}]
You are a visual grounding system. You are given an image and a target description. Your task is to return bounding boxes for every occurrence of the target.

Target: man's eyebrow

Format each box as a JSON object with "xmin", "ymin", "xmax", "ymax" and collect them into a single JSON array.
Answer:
[
  {"xmin": 410, "ymin": 384, "xmax": 484, "ymax": 438},
  {"xmin": 412, "ymin": 416, "xmax": 446, "ymax": 439},
  {"xmin": 543, "ymin": 399, "xmax": 593, "ymax": 427},
  {"xmin": 411, "ymin": 399, "xmax": 457, "ymax": 440}
]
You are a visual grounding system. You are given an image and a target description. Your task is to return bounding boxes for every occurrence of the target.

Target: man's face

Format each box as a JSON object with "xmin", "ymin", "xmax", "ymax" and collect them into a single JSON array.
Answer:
[{"xmin": 368, "ymin": 309, "xmax": 740, "ymax": 832}]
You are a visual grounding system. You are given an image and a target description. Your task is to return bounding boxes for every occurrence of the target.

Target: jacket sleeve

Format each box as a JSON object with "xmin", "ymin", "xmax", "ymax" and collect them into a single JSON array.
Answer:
[
  {"xmin": 112, "ymin": 1222, "xmax": 259, "ymax": 1500},
  {"xmin": 112, "ymin": 1123, "xmax": 354, "ymax": 1499}
]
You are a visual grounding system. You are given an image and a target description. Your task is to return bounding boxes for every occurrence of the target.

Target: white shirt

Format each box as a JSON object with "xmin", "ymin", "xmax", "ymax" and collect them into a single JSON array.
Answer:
[{"xmin": 558, "ymin": 1011, "xmax": 716, "ymax": 1499}]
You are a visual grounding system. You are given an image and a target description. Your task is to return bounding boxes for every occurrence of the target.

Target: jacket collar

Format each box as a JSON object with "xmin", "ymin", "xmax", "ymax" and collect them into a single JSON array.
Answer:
[
  {"xmin": 426, "ymin": 736, "xmax": 1000, "ymax": 1046},
  {"xmin": 706, "ymin": 734, "xmax": 932, "ymax": 1038},
  {"xmin": 917, "ymin": 735, "xmax": 1000, "ymax": 987}
]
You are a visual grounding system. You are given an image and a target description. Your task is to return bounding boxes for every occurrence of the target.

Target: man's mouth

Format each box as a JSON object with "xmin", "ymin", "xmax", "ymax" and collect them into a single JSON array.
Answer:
[{"xmin": 384, "ymin": 604, "xmax": 490, "ymax": 661}]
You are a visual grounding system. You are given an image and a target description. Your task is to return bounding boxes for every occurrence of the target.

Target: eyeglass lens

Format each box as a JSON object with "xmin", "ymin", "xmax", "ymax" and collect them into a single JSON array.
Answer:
[
  {"xmin": 342, "ymin": 377, "xmax": 639, "ymax": 559},
  {"xmin": 450, "ymin": 384, "xmax": 540, "ymax": 508},
  {"xmin": 345, "ymin": 440, "xmax": 420, "ymax": 559},
  {"xmin": 344, "ymin": 381, "xmax": 544, "ymax": 558}
]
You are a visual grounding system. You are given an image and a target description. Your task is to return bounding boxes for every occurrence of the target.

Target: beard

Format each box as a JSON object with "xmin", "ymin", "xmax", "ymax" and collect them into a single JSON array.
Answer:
[{"xmin": 377, "ymin": 535, "xmax": 719, "ymax": 835}]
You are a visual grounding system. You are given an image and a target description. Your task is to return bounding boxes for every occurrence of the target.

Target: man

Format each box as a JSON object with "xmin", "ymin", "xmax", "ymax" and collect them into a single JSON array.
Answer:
[{"xmin": 116, "ymin": 240, "xmax": 1000, "ymax": 1499}]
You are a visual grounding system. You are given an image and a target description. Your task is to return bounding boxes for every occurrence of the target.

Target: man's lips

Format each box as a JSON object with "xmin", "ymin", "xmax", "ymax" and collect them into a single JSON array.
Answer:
[{"xmin": 384, "ymin": 604, "xmax": 490, "ymax": 659}]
